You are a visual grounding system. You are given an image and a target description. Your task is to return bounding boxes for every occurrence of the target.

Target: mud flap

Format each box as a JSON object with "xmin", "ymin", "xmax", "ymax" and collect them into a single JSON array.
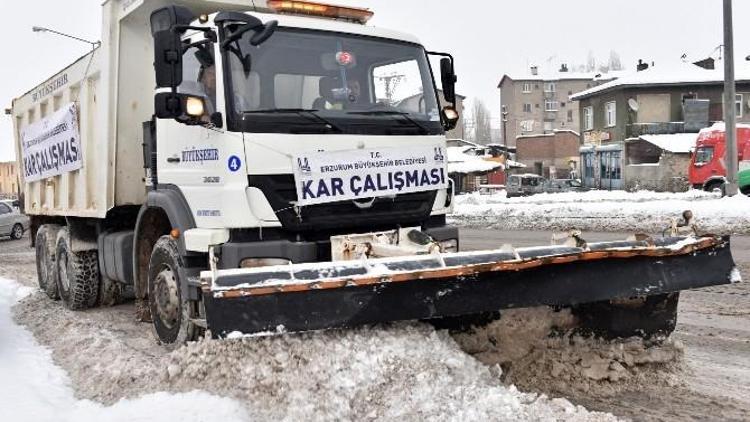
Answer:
[{"xmin": 202, "ymin": 236, "xmax": 736, "ymax": 337}]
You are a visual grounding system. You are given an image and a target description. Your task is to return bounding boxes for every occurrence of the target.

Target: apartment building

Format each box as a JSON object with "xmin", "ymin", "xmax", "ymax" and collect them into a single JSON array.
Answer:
[
  {"xmin": 0, "ymin": 162, "xmax": 19, "ymax": 198},
  {"xmin": 570, "ymin": 61, "xmax": 750, "ymax": 190},
  {"xmin": 498, "ymin": 65, "xmax": 616, "ymax": 146}
]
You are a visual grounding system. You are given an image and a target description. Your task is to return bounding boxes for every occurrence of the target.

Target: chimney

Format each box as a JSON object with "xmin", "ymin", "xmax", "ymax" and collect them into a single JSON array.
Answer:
[
  {"xmin": 530, "ymin": 66, "xmax": 538, "ymax": 76},
  {"xmin": 637, "ymin": 59, "xmax": 649, "ymax": 72},
  {"xmin": 559, "ymin": 63, "xmax": 569, "ymax": 72}
]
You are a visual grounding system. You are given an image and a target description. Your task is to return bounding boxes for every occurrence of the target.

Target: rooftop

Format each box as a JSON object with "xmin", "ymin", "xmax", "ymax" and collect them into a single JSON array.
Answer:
[
  {"xmin": 570, "ymin": 61, "xmax": 750, "ymax": 101},
  {"xmin": 498, "ymin": 68, "xmax": 621, "ymax": 87},
  {"xmin": 626, "ymin": 133, "xmax": 698, "ymax": 154}
]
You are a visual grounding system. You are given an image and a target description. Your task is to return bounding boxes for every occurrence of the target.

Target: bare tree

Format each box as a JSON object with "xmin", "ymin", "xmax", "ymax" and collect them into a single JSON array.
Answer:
[
  {"xmin": 586, "ymin": 50, "xmax": 596, "ymax": 72},
  {"xmin": 472, "ymin": 99, "xmax": 492, "ymax": 144},
  {"xmin": 608, "ymin": 50, "xmax": 624, "ymax": 71}
]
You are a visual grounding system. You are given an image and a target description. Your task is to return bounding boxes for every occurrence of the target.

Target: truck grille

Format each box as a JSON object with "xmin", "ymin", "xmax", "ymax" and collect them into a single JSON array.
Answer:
[{"xmin": 248, "ymin": 175, "xmax": 437, "ymax": 232}]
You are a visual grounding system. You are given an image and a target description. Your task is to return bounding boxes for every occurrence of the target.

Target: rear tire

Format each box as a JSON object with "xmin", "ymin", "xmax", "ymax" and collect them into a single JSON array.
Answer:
[
  {"xmin": 55, "ymin": 228, "xmax": 100, "ymax": 310},
  {"xmin": 11, "ymin": 223, "xmax": 24, "ymax": 240},
  {"xmin": 572, "ymin": 293, "xmax": 679, "ymax": 339},
  {"xmin": 148, "ymin": 235, "xmax": 201, "ymax": 348},
  {"xmin": 35, "ymin": 225, "xmax": 61, "ymax": 300}
]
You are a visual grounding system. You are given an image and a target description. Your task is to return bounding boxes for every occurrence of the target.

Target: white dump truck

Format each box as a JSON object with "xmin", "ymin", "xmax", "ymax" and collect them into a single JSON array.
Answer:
[{"xmin": 11, "ymin": 0, "xmax": 736, "ymax": 346}]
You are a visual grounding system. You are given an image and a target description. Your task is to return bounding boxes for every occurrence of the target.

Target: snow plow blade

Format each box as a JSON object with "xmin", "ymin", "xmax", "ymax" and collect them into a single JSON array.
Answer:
[{"xmin": 201, "ymin": 236, "xmax": 737, "ymax": 337}]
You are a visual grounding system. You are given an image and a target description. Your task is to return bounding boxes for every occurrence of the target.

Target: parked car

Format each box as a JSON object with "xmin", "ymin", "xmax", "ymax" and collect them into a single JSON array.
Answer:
[
  {"xmin": 543, "ymin": 179, "xmax": 589, "ymax": 194},
  {"xmin": 0, "ymin": 200, "xmax": 29, "ymax": 240},
  {"xmin": 506, "ymin": 174, "xmax": 546, "ymax": 197}
]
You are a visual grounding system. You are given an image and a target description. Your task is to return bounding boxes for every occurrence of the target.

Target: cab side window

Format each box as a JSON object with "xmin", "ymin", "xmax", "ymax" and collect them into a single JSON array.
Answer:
[{"xmin": 0, "ymin": 203, "xmax": 11, "ymax": 215}]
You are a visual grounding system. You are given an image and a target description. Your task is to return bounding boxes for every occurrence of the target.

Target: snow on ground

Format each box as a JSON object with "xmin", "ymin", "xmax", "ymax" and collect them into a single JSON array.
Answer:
[
  {"xmin": 0, "ymin": 277, "xmax": 250, "ymax": 422},
  {"xmin": 7, "ymin": 280, "xmax": 619, "ymax": 421},
  {"xmin": 451, "ymin": 190, "xmax": 750, "ymax": 234}
]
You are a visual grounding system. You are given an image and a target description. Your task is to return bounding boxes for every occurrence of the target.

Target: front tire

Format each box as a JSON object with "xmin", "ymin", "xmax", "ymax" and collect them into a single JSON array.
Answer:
[
  {"xmin": 55, "ymin": 228, "xmax": 100, "ymax": 310},
  {"xmin": 11, "ymin": 223, "xmax": 24, "ymax": 240},
  {"xmin": 35, "ymin": 224, "xmax": 61, "ymax": 300},
  {"xmin": 148, "ymin": 236, "xmax": 200, "ymax": 348}
]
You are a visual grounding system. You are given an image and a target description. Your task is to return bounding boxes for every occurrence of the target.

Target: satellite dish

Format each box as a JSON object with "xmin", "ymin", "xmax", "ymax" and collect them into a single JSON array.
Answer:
[{"xmin": 628, "ymin": 98, "xmax": 639, "ymax": 112}]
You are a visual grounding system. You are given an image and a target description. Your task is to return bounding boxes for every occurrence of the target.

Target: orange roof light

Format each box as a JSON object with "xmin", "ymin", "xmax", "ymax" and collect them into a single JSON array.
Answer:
[{"xmin": 267, "ymin": 0, "xmax": 374, "ymax": 24}]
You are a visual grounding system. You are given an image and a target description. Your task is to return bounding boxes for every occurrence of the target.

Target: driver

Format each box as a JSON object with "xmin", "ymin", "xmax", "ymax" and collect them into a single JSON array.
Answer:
[{"xmin": 313, "ymin": 76, "xmax": 362, "ymax": 110}]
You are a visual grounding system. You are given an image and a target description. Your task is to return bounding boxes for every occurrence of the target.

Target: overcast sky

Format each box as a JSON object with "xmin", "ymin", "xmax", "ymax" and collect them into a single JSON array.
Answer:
[{"xmin": 2, "ymin": 0, "xmax": 750, "ymax": 161}]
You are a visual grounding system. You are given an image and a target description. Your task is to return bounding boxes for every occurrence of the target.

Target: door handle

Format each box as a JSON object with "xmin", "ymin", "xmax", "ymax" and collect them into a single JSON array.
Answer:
[{"xmin": 167, "ymin": 156, "xmax": 181, "ymax": 163}]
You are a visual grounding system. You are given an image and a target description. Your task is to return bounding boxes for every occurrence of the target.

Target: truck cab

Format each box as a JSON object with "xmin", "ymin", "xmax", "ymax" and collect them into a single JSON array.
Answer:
[{"xmin": 689, "ymin": 123, "xmax": 750, "ymax": 191}]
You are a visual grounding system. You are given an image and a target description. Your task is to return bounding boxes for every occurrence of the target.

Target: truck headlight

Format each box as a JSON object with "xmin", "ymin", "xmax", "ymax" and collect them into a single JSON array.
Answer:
[
  {"xmin": 185, "ymin": 96, "xmax": 205, "ymax": 117},
  {"xmin": 440, "ymin": 239, "xmax": 458, "ymax": 253},
  {"xmin": 240, "ymin": 258, "xmax": 291, "ymax": 268}
]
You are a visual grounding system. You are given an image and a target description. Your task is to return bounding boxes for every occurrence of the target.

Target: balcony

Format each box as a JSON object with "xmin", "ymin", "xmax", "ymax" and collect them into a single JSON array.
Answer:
[{"xmin": 625, "ymin": 122, "xmax": 694, "ymax": 138}]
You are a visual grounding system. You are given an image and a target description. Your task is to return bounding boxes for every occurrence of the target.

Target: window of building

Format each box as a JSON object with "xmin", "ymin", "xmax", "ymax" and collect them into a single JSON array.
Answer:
[
  {"xmin": 535, "ymin": 103, "xmax": 540, "ymax": 109},
  {"xmin": 736, "ymin": 94, "xmax": 743, "ymax": 118},
  {"xmin": 543, "ymin": 121, "xmax": 553, "ymax": 132},
  {"xmin": 568, "ymin": 90, "xmax": 573, "ymax": 96},
  {"xmin": 522, "ymin": 103, "xmax": 532, "ymax": 113},
  {"xmin": 520, "ymin": 120, "xmax": 534, "ymax": 132},
  {"xmin": 544, "ymin": 100, "xmax": 558, "ymax": 111},
  {"xmin": 522, "ymin": 83, "xmax": 532, "ymax": 93},
  {"xmin": 605, "ymin": 101, "xmax": 616, "ymax": 127},
  {"xmin": 583, "ymin": 106, "xmax": 593, "ymax": 130},
  {"xmin": 567, "ymin": 109, "xmax": 574, "ymax": 123},
  {"xmin": 544, "ymin": 82, "xmax": 556, "ymax": 93}
]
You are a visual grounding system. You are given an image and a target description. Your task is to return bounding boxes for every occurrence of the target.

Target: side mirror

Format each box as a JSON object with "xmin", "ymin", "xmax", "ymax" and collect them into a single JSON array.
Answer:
[
  {"xmin": 250, "ymin": 20, "xmax": 278, "ymax": 46},
  {"xmin": 442, "ymin": 106, "xmax": 459, "ymax": 131},
  {"xmin": 153, "ymin": 30, "xmax": 184, "ymax": 88},
  {"xmin": 150, "ymin": 5, "xmax": 196, "ymax": 88},
  {"xmin": 440, "ymin": 57, "xmax": 457, "ymax": 105}
]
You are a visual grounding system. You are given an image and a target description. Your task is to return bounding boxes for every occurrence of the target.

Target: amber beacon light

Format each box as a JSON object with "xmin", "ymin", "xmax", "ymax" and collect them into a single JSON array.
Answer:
[{"xmin": 267, "ymin": 0, "xmax": 374, "ymax": 24}]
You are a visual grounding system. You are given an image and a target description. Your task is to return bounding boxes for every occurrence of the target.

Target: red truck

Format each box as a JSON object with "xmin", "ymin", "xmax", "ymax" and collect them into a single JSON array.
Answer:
[{"xmin": 689, "ymin": 123, "xmax": 750, "ymax": 191}]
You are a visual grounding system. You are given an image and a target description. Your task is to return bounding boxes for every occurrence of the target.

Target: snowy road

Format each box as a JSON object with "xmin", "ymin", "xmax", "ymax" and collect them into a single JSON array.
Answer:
[
  {"xmin": 0, "ymin": 235, "xmax": 615, "ymax": 421},
  {"xmin": 1, "ymin": 227, "xmax": 748, "ymax": 421}
]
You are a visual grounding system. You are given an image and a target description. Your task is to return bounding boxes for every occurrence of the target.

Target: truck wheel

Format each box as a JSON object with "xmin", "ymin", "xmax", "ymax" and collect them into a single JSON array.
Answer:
[
  {"xmin": 98, "ymin": 276, "xmax": 123, "ymax": 307},
  {"xmin": 35, "ymin": 225, "xmax": 61, "ymax": 300},
  {"xmin": 11, "ymin": 223, "xmax": 24, "ymax": 240},
  {"xmin": 704, "ymin": 180, "xmax": 725, "ymax": 195},
  {"xmin": 572, "ymin": 293, "xmax": 679, "ymax": 339},
  {"xmin": 55, "ymin": 228, "xmax": 100, "ymax": 310},
  {"xmin": 148, "ymin": 235, "xmax": 200, "ymax": 347}
]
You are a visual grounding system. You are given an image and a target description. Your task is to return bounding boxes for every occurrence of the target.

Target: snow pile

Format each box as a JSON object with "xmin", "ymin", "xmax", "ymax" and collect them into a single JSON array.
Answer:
[
  {"xmin": 0, "ymin": 278, "xmax": 250, "ymax": 422},
  {"xmin": 165, "ymin": 324, "xmax": 618, "ymax": 421},
  {"xmin": 453, "ymin": 308, "xmax": 685, "ymax": 398},
  {"xmin": 451, "ymin": 190, "xmax": 750, "ymax": 234}
]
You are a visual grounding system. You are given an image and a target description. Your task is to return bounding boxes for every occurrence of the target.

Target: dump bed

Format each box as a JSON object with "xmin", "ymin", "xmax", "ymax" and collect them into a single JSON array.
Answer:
[{"xmin": 10, "ymin": 0, "xmax": 254, "ymax": 218}]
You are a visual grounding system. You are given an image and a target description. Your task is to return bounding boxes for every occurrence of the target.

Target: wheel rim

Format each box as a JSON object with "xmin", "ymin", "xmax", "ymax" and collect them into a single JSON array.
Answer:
[
  {"xmin": 58, "ymin": 251, "xmax": 70, "ymax": 291},
  {"xmin": 154, "ymin": 266, "xmax": 180, "ymax": 330},
  {"xmin": 13, "ymin": 225, "xmax": 22, "ymax": 238}
]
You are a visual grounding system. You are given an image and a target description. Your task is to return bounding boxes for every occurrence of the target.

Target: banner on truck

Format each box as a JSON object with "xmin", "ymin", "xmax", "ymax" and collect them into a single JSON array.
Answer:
[
  {"xmin": 293, "ymin": 145, "xmax": 447, "ymax": 206},
  {"xmin": 20, "ymin": 103, "xmax": 82, "ymax": 183}
]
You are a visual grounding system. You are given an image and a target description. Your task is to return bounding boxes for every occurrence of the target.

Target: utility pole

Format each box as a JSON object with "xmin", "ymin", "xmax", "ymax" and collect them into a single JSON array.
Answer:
[{"xmin": 723, "ymin": 0, "xmax": 739, "ymax": 196}]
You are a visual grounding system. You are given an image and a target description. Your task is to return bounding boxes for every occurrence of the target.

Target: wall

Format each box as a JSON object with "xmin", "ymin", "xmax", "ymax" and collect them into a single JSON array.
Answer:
[
  {"xmin": 623, "ymin": 152, "xmax": 691, "ymax": 192},
  {"xmin": 516, "ymin": 130, "xmax": 581, "ymax": 178}
]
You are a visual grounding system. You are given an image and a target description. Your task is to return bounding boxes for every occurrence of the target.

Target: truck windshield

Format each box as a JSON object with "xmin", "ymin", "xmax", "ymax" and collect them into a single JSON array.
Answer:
[
  {"xmin": 224, "ymin": 28, "xmax": 443, "ymax": 135},
  {"xmin": 695, "ymin": 146, "xmax": 714, "ymax": 164}
]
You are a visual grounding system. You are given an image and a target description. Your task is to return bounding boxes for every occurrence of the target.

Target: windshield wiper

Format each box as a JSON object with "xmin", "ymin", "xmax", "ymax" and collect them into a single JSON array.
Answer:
[
  {"xmin": 347, "ymin": 110, "xmax": 429, "ymax": 134},
  {"xmin": 242, "ymin": 109, "xmax": 343, "ymax": 133}
]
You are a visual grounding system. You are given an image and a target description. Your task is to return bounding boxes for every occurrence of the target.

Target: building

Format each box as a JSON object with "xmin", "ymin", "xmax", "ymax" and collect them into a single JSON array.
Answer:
[
  {"xmin": 571, "ymin": 61, "xmax": 750, "ymax": 190},
  {"xmin": 498, "ymin": 65, "xmax": 617, "ymax": 146},
  {"xmin": 0, "ymin": 162, "xmax": 19, "ymax": 199},
  {"xmin": 515, "ymin": 130, "xmax": 581, "ymax": 179},
  {"xmin": 400, "ymin": 90, "xmax": 465, "ymax": 139},
  {"xmin": 622, "ymin": 133, "xmax": 695, "ymax": 192}
]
